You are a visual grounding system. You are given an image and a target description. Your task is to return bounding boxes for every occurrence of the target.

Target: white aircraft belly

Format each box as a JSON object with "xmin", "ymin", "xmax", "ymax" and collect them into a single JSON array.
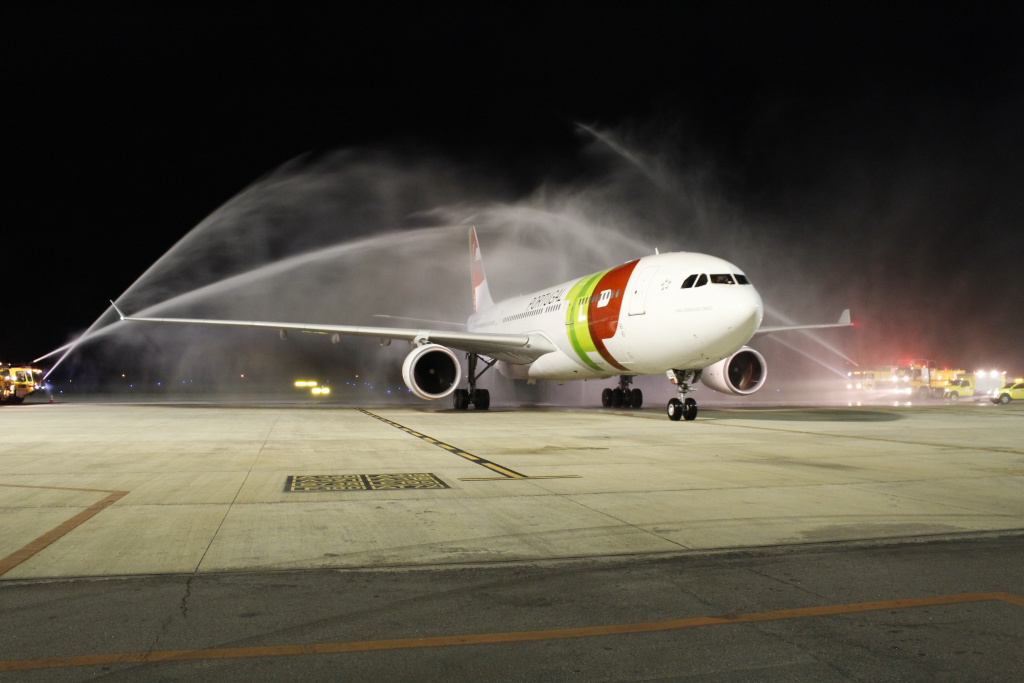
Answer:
[{"xmin": 528, "ymin": 348, "xmax": 608, "ymax": 380}]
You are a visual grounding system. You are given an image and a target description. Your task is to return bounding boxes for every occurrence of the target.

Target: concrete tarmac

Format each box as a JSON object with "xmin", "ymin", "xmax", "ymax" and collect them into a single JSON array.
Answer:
[
  {"xmin": 1, "ymin": 400, "xmax": 1023, "ymax": 680},
  {"xmin": 1, "ymin": 402, "xmax": 1023, "ymax": 578},
  {"xmin": 2, "ymin": 537, "xmax": 1023, "ymax": 681}
]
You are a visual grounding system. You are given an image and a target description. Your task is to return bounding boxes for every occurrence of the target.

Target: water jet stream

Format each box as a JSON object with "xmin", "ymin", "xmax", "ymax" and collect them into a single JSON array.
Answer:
[{"xmin": 762, "ymin": 333, "xmax": 849, "ymax": 378}]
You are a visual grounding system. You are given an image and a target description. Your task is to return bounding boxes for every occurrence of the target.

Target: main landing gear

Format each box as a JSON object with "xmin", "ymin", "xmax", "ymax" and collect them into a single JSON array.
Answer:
[
  {"xmin": 666, "ymin": 369, "xmax": 700, "ymax": 422},
  {"xmin": 601, "ymin": 376, "xmax": 643, "ymax": 409},
  {"xmin": 453, "ymin": 353, "xmax": 494, "ymax": 410}
]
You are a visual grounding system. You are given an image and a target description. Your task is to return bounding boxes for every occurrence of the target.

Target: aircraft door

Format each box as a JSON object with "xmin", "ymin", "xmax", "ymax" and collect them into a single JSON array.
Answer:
[{"xmin": 628, "ymin": 267, "xmax": 659, "ymax": 316}]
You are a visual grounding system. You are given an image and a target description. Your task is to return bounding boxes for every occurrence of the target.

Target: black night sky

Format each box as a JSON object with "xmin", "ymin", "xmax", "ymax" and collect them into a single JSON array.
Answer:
[{"xmin": 3, "ymin": 5, "xmax": 1024, "ymax": 379}]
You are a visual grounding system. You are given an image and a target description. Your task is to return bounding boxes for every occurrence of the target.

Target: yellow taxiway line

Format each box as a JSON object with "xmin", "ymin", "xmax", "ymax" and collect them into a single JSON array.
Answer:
[
  {"xmin": 1, "ymin": 592, "xmax": 1020, "ymax": 671},
  {"xmin": 0, "ymin": 484, "xmax": 129, "ymax": 578}
]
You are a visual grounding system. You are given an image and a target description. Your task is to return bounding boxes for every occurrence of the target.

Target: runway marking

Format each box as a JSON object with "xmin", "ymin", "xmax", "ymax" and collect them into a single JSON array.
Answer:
[
  {"xmin": 0, "ymin": 591, "xmax": 1020, "ymax": 671},
  {"xmin": 701, "ymin": 420, "xmax": 1024, "ymax": 456},
  {"xmin": 284, "ymin": 473, "xmax": 449, "ymax": 491},
  {"xmin": 357, "ymin": 409, "xmax": 580, "ymax": 481},
  {"xmin": 0, "ymin": 484, "xmax": 129, "ymax": 578}
]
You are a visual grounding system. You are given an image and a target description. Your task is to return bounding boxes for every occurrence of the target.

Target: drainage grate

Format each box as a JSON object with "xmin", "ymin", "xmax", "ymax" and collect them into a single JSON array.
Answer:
[{"xmin": 284, "ymin": 473, "xmax": 450, "ymax": 492}]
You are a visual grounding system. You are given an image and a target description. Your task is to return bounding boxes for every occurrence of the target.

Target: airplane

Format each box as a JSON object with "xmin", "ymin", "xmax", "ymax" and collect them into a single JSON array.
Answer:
[{"xmin": 110, "ymin": 227, "xmax": 851, "ymax": 421}]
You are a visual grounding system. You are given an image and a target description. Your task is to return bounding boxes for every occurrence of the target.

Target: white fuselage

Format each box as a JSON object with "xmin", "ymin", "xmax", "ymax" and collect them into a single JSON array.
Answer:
[{"xmin": 468, "ymin": 252, "xmax": 764, "ymax": 380}]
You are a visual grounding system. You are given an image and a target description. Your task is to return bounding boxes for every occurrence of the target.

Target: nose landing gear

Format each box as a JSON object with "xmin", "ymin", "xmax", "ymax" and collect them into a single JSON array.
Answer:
[
  {"xmin": 601, "ymin": 376, "xmax": 643, "ymax": 409},
  {"xmin": 453, "ymin": 353, "xmax": 494, "ymax": 410},
  {"xmin": 666, "ymin": 369, "xmax": 700, "ymax": 421}
]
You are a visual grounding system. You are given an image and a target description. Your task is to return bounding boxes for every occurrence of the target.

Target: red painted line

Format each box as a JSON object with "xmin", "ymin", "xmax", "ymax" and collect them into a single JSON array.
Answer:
[
  {"xmin": 0, "ymin": 485, "xmax": 129, "ymax": 578},
  {"xmin": 0, "ymin": 592, "xmax": 1020, "ymax": 671}
]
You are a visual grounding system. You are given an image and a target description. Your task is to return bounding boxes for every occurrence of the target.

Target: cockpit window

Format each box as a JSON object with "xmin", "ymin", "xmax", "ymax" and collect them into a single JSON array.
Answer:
[
  {"xmin": 735, "ymin": 274, "xmax": 751, "ymax": 285},
  {"xmin": 710, "ymin": 274, "xmax": 735, "ymax": 284},
  {"xmin": 695, "ymin": 273, "xmax": 708, "ymax": 287},
  {"xmin": 681, "ymin": 274, "xmax": 698, "ymax": 289}
]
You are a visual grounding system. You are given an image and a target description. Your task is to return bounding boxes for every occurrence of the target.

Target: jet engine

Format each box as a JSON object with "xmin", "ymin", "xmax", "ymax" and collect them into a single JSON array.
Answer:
[
  {"xmin": 402, "ymin": 344, "xmax": 461, "ymax": 400},
  {"xmin": 700, "ymin": 346, "xmax": 767, "ymax": 395}
]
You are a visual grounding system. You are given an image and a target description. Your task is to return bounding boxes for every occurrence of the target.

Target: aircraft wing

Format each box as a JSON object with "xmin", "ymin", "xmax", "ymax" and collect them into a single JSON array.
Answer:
[
  {"xmin": 754, "ymin": 309, "xmax": 852, "ymax": 335},
  {"xmin": 110, "ymin": 302, "xmax": 555, "ymax": 363}
]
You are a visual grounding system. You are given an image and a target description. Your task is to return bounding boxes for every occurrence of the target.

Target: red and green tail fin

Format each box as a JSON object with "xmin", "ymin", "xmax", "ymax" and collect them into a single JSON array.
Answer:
[{"xmin": 469, "ymin": 227, "xmax": 494, "ymax": 313}]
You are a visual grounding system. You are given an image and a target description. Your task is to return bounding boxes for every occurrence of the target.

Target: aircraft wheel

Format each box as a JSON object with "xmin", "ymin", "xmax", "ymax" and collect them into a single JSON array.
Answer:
[
  {"xmin": 621, "ymin": 389, "xmax": 632, "ymax": 408},
  {"xmin": 630, "ymin": 388, "xmax": 643, "ymax": 409},
  {"xmin": 611, "ymin": 388, "xmax": 624, "ymax": 408},
  {"xmin": 601, "ymin": 388, "xmax": 612, "ymax": 407},
  {"xmin": 453, "ymin": 389, "xmax": 469, "ymax": 410},
  {"xmin": 667, "ymin": 398, "xmax": 683, "ymax": 421},
  {"xmin": 683, "ymin": 397, "xmax": 698, "ymax": 421},
  {"xmin": 474, "ymin": 389, "xmax": 490, "ymax": 410},
  {"xmin": 949, "ymin": 392, "xmax": 959, "ymax": 402}
]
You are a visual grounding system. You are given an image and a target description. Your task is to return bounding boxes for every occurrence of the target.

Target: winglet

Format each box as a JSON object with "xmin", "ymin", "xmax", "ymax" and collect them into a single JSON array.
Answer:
[
  {"xmin": 110, "ymin": 300, "xmax": 126, "ymax": 321},
  {"xmin": 838, "ymin": 309, "xmax": 851, "ymax": 325}
]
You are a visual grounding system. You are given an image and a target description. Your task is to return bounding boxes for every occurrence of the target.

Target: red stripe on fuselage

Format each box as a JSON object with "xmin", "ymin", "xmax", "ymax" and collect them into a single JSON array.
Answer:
[{"xmin": 588, "ymin": 260, "xmax": 639, "ymax": 371}]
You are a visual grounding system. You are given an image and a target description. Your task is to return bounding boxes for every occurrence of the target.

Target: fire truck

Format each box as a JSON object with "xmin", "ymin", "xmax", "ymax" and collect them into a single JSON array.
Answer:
[
  {"xmin": 847, "ymin": 360, "xmax": 965, "ymax": 399},
  {"xmin": 0, "ymin": 364, "xmax": 44, "ymax": 405}
]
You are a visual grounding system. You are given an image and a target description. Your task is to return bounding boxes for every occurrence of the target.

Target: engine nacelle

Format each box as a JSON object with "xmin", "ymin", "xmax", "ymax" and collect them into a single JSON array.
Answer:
[
  {"xmin": 402, "ymin": 344, "xmax": 461, "ymax": 400},
  {"xmin": 700, "ymin": 346, "xmax": 767, "ymax": 396}
]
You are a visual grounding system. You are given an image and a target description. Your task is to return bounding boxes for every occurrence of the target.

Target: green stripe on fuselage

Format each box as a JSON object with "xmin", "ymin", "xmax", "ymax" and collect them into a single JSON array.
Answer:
[{"xmin": 564, "ymin": 269, "xmax": 608, "ymax": 372}]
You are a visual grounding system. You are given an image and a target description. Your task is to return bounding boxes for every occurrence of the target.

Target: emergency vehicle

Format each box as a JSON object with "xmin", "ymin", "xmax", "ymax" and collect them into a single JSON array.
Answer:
[
  {"xmin": 0, "ymin": 364, "xmax": 43, "ymax": 405},
  {"xmin": 942, "ymin": 376, "xmax": 977, "ymax": 401},
  {"xmin": 847, "ymin": 360, "xmax": 963, "ymax": 399},
  {"xmin": 990, "ymin": 379, "xmax": 1024, "ymax": 405}
]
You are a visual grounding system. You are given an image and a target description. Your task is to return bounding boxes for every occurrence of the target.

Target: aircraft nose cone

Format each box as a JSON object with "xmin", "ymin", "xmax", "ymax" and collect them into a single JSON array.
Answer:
[
  {"xmin": 725, "ymin": 286, "xmax": 762, "ymax": 337},
  {"xmin": 750, "ymin": 287, "xmax": 764, "ymax": 327}
]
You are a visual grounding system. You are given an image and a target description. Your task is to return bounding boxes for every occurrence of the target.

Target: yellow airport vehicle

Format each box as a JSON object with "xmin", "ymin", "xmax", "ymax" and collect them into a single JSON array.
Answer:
[
  {"xmin": 990, "ymin": 380, "xmax": 1024, "ymax": 405},
  {"xmin": 846, "ymin": 366, "xmax": 892, "ymax": 391},
  {"xmin": 847, "ymin": 360, "xmax": 965, "ymax": 399},
  {"xmin": 942, "ymin": 376, "xmax": 978, "ymax": 401},
  {"xmin": 1, "ymin": 364, "xmax": 43, "ymax": 405}
]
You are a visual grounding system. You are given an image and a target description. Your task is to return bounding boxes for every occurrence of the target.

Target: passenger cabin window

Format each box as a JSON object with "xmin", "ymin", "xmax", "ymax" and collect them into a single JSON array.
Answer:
[
  {"xmin": 710, "ymin": 274, "xmax": 735, "ymax": 284},
  {"xmin": 695, "ymin": 273, "xmax": 708, "ymax": 287},
  {"xmin": 735, "ymin": 274, "xmax": 751, "ymax": 285},
  {"xmin": 681, "ymin": 274, "xmax": 698, "ymax": 288}
]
